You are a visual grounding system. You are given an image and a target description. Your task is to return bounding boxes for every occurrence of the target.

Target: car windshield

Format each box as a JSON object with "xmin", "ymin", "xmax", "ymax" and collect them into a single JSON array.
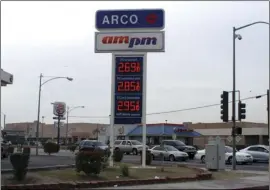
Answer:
[
  {"xmin": 165, "ymin": 146, "xmax": 179, "ymax": 151},
  {"xmin": 93, "ymin": 141, "xmax": 106, "ymax": 146},
  {"xmin": 131, "ymin": 140, "xmax": 142, "ymax": 145},
  {"xmin": 174, "ymin": 141, "xmax": 185, "ymax": 146},
  {"xmin": 265, "ymin": 146, "xmax": 269, "ymax": 151}
]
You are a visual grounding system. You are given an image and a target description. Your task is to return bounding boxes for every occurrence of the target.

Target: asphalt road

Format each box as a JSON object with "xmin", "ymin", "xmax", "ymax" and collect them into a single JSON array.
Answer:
[{"xmin": 1, "ymin": 153, "xmax": 268, "ymax": 171}]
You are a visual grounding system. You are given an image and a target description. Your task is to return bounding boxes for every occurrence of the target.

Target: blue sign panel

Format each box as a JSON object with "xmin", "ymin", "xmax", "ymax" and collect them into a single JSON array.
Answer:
[
  {"xmin": 114, "ymin": 56, "xmax": 144, "ymax": 125},
  {"xmin": 96, "ymin": 9, "xmax": 164, "ymax": 30}
]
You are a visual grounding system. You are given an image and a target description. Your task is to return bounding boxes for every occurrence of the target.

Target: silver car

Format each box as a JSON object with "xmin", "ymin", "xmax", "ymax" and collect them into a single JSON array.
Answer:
[
  {"xmin": 114, "ymin": 140, "xmax": 148, "ymax": 155},
  {"xmin": 150, "ymin": 145, "xmax": 189, "ymax": 162},
  {"xmin": 239, "ymin": 145, "xmax": 269, "ymax": 162}
]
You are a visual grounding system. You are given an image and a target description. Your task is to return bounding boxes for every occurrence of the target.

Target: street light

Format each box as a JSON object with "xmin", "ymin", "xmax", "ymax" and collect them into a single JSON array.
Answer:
[
  {"xmin": 66, "ymin": 106, "xmax": 85, "ymax": 144},
  {"xmin": 36, "ymin": 73, "xmax": 73, "ymax": 156},
  {"xmin": 232, "ymin": 21, "xmax": 269, "ymax": 170}
]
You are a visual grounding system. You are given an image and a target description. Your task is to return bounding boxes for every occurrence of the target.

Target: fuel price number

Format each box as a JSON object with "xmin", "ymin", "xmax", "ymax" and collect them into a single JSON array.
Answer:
[
  {"xmin": 116, "ymin": 100, "xmax": 141, "ymax": 112},
  {"xmin": 117, "ymin": 62, "xmax": 141, "ymax": 74}
]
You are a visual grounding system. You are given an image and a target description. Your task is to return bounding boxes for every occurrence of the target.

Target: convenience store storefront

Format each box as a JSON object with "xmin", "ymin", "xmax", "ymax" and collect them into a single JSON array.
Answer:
[{"xmin": 126, "ymin": 123, "xmax": 202, "ymax": 146}]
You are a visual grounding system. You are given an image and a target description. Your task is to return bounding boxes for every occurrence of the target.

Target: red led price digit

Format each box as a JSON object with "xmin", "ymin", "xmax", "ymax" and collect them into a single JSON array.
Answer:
[
  {"xmin": 123, "ymin": 101, "xmax": 130, "ymax": 111},
  {"xmin": 118, "ymin": 62, "xmax": 124, "ymax": 72},
  {"xmin": 130, "ymin": 101, "xmax": 135, "ymax": 111},
  {"xmin": 117, "ymin": 82, "xmax": 123, "ymax": 92},
  {"xmin": 117, "ymin": 101, "xmax": 123, "ymax": 111},
  {"xmin": 124, "ymin": 81, "xmax": 130, "ymax": 91},
  {"xmin": 130, "ymin": 81, "xmax": 135, "ymax": 91},
  {"xmin": 124, "ymin": 62, "xmax": 130, "ymax": 72}
]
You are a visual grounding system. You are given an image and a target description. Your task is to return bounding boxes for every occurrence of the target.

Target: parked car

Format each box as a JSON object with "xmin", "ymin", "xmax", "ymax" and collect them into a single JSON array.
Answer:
[
  {"xmin": 161, "ymin": 140, "xmax": 197, "ymax": 159},
  {"xmin": 239, "ymin": 145, "xmax": 269, "ymax": 162},
  {"xmin": 114, "ymin": 140, "xmax": 148, "ymax": 155},
  {"xmin": 1, "ymin": 142, "xmax": 9, "ymax": 159},
  {"xmin": 195, "ymin": 146, "xmax": 253, "ymax": 165},
  {"xmin": 74, "ymin": 140, "xmax": 109, "ymax": 154},
  {"xmin": 150, "ymin": 145, "xmax": 188, "ymax": 161}
]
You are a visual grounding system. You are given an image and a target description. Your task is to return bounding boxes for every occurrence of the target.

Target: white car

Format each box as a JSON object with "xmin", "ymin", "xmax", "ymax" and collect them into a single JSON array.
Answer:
[{"xmin": 195, "ymin": 146, "xmax": 253, "ymax": 165}]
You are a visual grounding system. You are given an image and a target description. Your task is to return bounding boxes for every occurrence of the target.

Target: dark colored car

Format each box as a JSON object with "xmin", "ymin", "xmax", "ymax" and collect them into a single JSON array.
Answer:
[
  {"xmin": 161, "ymin": 140, "xmax": 197, "ymax": 159},
  {"xmin": 78, "ymin": 140, "xmax": 109, "ymax": 152},
  {"xmin": 1, "ymin": 142, "xmax": 9, "ymax": 159}
]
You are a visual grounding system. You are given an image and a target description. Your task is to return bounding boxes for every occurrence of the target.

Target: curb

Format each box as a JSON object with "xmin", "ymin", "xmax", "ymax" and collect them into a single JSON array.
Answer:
[
  {"xmin": 1, "ymin": 164, "xmax": 75, "ymax": 174},
  {"xmin": 1, "ymin": 166, "xmax": 212, "ymax": 190},
  {"xmin": 234, "ymin": 186, "xmax": 269, "ymax": 190}
]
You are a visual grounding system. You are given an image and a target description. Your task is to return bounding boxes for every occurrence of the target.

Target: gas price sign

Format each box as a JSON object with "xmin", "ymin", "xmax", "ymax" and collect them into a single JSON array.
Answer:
[{"xmin": 114, "ymin": 56, "xmax": 144, "ymax": 124}]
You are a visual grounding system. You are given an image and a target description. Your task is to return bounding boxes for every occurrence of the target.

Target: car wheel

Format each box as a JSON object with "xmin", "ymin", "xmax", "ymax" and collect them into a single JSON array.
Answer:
[
  {"xmin": 152, "ymin": 154, "xmax": 155, "ymax": 160},
  {"xmin": 126, "ymin": 152, "xmax": 130, "ymax": 155},
  {"xmin": 114, "ymin": 148, "xmax": 120, "ymax": 151},
  {"xmin": 228, "ymin": 157, "xmax": 233, "ymax": 165},
  {"xmin": 132, "ymin": 148, "xmax": 138, "ymax": 155},
  {"xmin": 201, "ymin": 155, "xmax": 205, "ymax": 163},
  {"xmin": 169, "ymin": 155, "xmax": 175, "ymax": 162}
]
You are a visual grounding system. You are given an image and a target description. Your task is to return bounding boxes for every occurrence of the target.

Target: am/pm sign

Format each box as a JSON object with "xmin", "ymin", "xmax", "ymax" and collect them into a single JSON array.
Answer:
[{"xmin": 96, "ymin": 9, "xmax": 164, "ymax": 30}]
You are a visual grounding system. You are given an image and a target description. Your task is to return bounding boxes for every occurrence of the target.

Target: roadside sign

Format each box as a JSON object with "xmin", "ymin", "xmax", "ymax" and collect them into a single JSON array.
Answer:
[
  {"xmin": 235, "ymin": 136, "xmax": 242, "ymax": 143},
  {"xmin": 54, "ymin": 122, "xmax": 65, "ymax": 128},
  {"xmin": 95, "ymin": 31, "xmax": 165, "ymax": 53},
  {"xmin": 53, "ymin": 117, "xmax": 66, "ymax": 120},
  {"xmin": 96, "ymin": 9, "xmax": 165, "ymax": 30},
  {"xmin": 172, "ymin": 133, "xmax": 176, "ymax": 140},
  {"xmin": 53, "ymin": 102, "xmax": 66, "ymax": 116},
  {"xmin": 113, "ymin": 54, "xmax": 145, "ymax": 125}
]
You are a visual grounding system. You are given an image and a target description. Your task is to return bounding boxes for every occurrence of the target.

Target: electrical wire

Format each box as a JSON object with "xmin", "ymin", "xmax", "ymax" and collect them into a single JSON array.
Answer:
[{"xmin": 69, "ymin": 94, "xmax": 267, "ymax": 119}]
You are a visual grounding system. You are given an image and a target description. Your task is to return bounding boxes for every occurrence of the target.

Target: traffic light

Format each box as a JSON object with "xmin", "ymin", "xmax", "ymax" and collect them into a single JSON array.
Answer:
[
  {"xmin": 221, "ymin": 91, "xmax": 229, "ymax": 122},
  {"xmin": 232, "ymin": 126, "xmax": 242, "ymax": 136},
  {"xmin": 238, "ymin": 101, "xmax": 246, "ymax": 121}
]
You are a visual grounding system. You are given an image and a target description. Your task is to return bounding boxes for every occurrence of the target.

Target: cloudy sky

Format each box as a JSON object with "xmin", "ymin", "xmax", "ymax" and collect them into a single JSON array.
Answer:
[{"xmin": 1, "ymin": 1, "xmax": 269, "ymax": 125}]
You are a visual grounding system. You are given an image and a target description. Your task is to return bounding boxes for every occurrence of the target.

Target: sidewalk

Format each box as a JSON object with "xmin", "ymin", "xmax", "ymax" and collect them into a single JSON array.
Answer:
[{"xmin": 96, "ymin": 171, "xmax": 269, "ymax": 189}]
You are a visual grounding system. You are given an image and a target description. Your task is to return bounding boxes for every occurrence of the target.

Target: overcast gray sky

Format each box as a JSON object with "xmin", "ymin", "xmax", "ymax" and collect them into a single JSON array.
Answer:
[{"xmin": 1, "ymin": 1, "xmax": 269, "ymax": 125}]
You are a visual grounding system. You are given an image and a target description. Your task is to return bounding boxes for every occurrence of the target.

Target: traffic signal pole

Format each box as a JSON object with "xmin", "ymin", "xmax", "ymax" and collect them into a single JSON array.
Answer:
[{"xmin": 232, "ymin": 27, "xmax": 237, "ymax": 170}]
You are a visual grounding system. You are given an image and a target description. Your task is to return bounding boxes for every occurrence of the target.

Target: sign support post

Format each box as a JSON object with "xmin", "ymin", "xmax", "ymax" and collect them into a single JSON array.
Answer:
[
  {"xmin": 109, "ymin": 54, "xmax": 116, "ymax": 167},
  {"xmin": 142, "ymin": 53, "xmax": 147, "ymax": 167}
]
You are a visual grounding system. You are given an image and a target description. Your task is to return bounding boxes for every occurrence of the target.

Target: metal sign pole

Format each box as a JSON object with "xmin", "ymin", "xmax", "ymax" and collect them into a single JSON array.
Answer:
[
  {"xmin": 142, "ymin": 53, "xmax": 147, "ymax": 168},
  {"xmin": 109, "ymin": 54, "xmax": 116, "ymax": 167}
]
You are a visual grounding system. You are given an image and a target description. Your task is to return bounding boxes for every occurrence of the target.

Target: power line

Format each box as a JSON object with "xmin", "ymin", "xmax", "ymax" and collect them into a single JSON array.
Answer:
[{"xmin": 69, "ymin": 94, "xmax": 267, "ymax": 119}]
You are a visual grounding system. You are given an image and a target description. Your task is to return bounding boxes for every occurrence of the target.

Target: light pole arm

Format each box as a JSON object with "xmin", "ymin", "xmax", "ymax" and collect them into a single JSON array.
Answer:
[
  {"xmin": 41, "ymin": 77, "xmax": 70, "ymax": 87},
  {"xmin": 235, "ymin": 21, "xmax": 269, "ymax": 31}
]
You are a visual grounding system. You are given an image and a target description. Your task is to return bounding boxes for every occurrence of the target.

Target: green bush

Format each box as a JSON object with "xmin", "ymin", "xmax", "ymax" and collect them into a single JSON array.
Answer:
[
  {"xmin": 23, "ymin": 147, "xmax": 31, "ymax": 155},
  {"xmin": 10, "ymin": 153, "xmax": 30, "ymax": 181},
  {"xmin": 8, "ymin": 146, "xmax": 14, "ymax": 154},
  {"xmin": 113, "ymin": 149, "xmax": 123, "ymax": 162},
  {"xmin": 68, "ymin": 145, "xmax": 77, "ymax": 152},
  {"xmin": 140, "ymin": 150, "xmax": 152, "ymax": 165},
  {"xmin": 75, "ymin": 150, "xmax": 104, "ymax": 175},
  {"xmin": 43, "ymin": 142, "xmax": 60, "ymax": 155},
  {"xmin": 120, "ymin": 164, "xmax": 129, "ymax": 177}
]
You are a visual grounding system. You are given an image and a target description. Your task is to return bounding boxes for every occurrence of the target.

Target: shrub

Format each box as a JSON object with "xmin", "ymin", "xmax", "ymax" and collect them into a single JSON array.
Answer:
[
  {"xmin": 10, "ymin": 153, "xmax": 30, "ymax": 181},
  {"xmin": 8, "ymin": 146, "xmax": 14, "ymax": 154},
  {"xmin": 140, "ymin": 150, "xmax": 152, "ymax": 165},
  {"xmin": 68, "ymin": 145, "xmax": 77, "ymax": 152},
  {"xmin": 120, "ymin": 164, "xmax": 129, "ymax": 177},
  {"xmin": 113, "ymin": 149, "xmax": 123, "ymax": 162},
  {"xmin": 23, "ymin": 147, "xmax": 31, "ymax": 155},
  {"xmin": 43, "ymin": 142, "xmax": 60, "ymax": 155},
  {"xmin": 75, "ymin": 149, "xmax": 104, "ymax": 175}
]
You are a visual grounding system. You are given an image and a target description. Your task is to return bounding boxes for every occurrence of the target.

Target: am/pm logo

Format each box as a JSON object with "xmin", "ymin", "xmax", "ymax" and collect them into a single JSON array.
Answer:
[{"xmin": 95, "ymin": 31, "xmax": 165, "ymax": 53}]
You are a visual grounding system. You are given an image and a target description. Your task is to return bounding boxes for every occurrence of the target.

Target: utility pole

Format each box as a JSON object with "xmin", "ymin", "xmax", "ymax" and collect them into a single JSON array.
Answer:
[
  {"xmin": 57, "ymin": 115, "xmax": 61, "ymax": 145},
  {"xmin": 41, "ymin": 116, "xmax": 45, "ymax": 138},
  {"xmin": 232, "ymin": 27, "xmax": 237, "ymax": 170},
  {"xmin": 3, "ymin": 114, "xmax": 6, "ymax": 129}
]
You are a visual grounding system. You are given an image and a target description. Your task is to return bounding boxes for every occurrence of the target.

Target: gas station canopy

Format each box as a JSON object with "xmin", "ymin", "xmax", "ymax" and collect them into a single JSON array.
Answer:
[{"xmin": 1, "ymin": 69, "xmax": 13, "ymax": 86}]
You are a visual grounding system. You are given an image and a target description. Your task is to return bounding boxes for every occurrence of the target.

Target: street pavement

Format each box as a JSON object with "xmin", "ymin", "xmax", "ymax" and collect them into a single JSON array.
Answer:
[
  {"xmin": 1, "ymin": 149, "xmax": 268, "ymax": 171},
  {"xmin": 97, "ymin": 173, "xmax": 269, "ymax": 189}
]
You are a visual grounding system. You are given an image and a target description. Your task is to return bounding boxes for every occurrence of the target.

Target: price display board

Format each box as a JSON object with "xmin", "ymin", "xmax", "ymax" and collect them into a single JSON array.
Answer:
[{"xmin": 114, "ymin": 56, "xmax": 144, "ymax": 124}]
